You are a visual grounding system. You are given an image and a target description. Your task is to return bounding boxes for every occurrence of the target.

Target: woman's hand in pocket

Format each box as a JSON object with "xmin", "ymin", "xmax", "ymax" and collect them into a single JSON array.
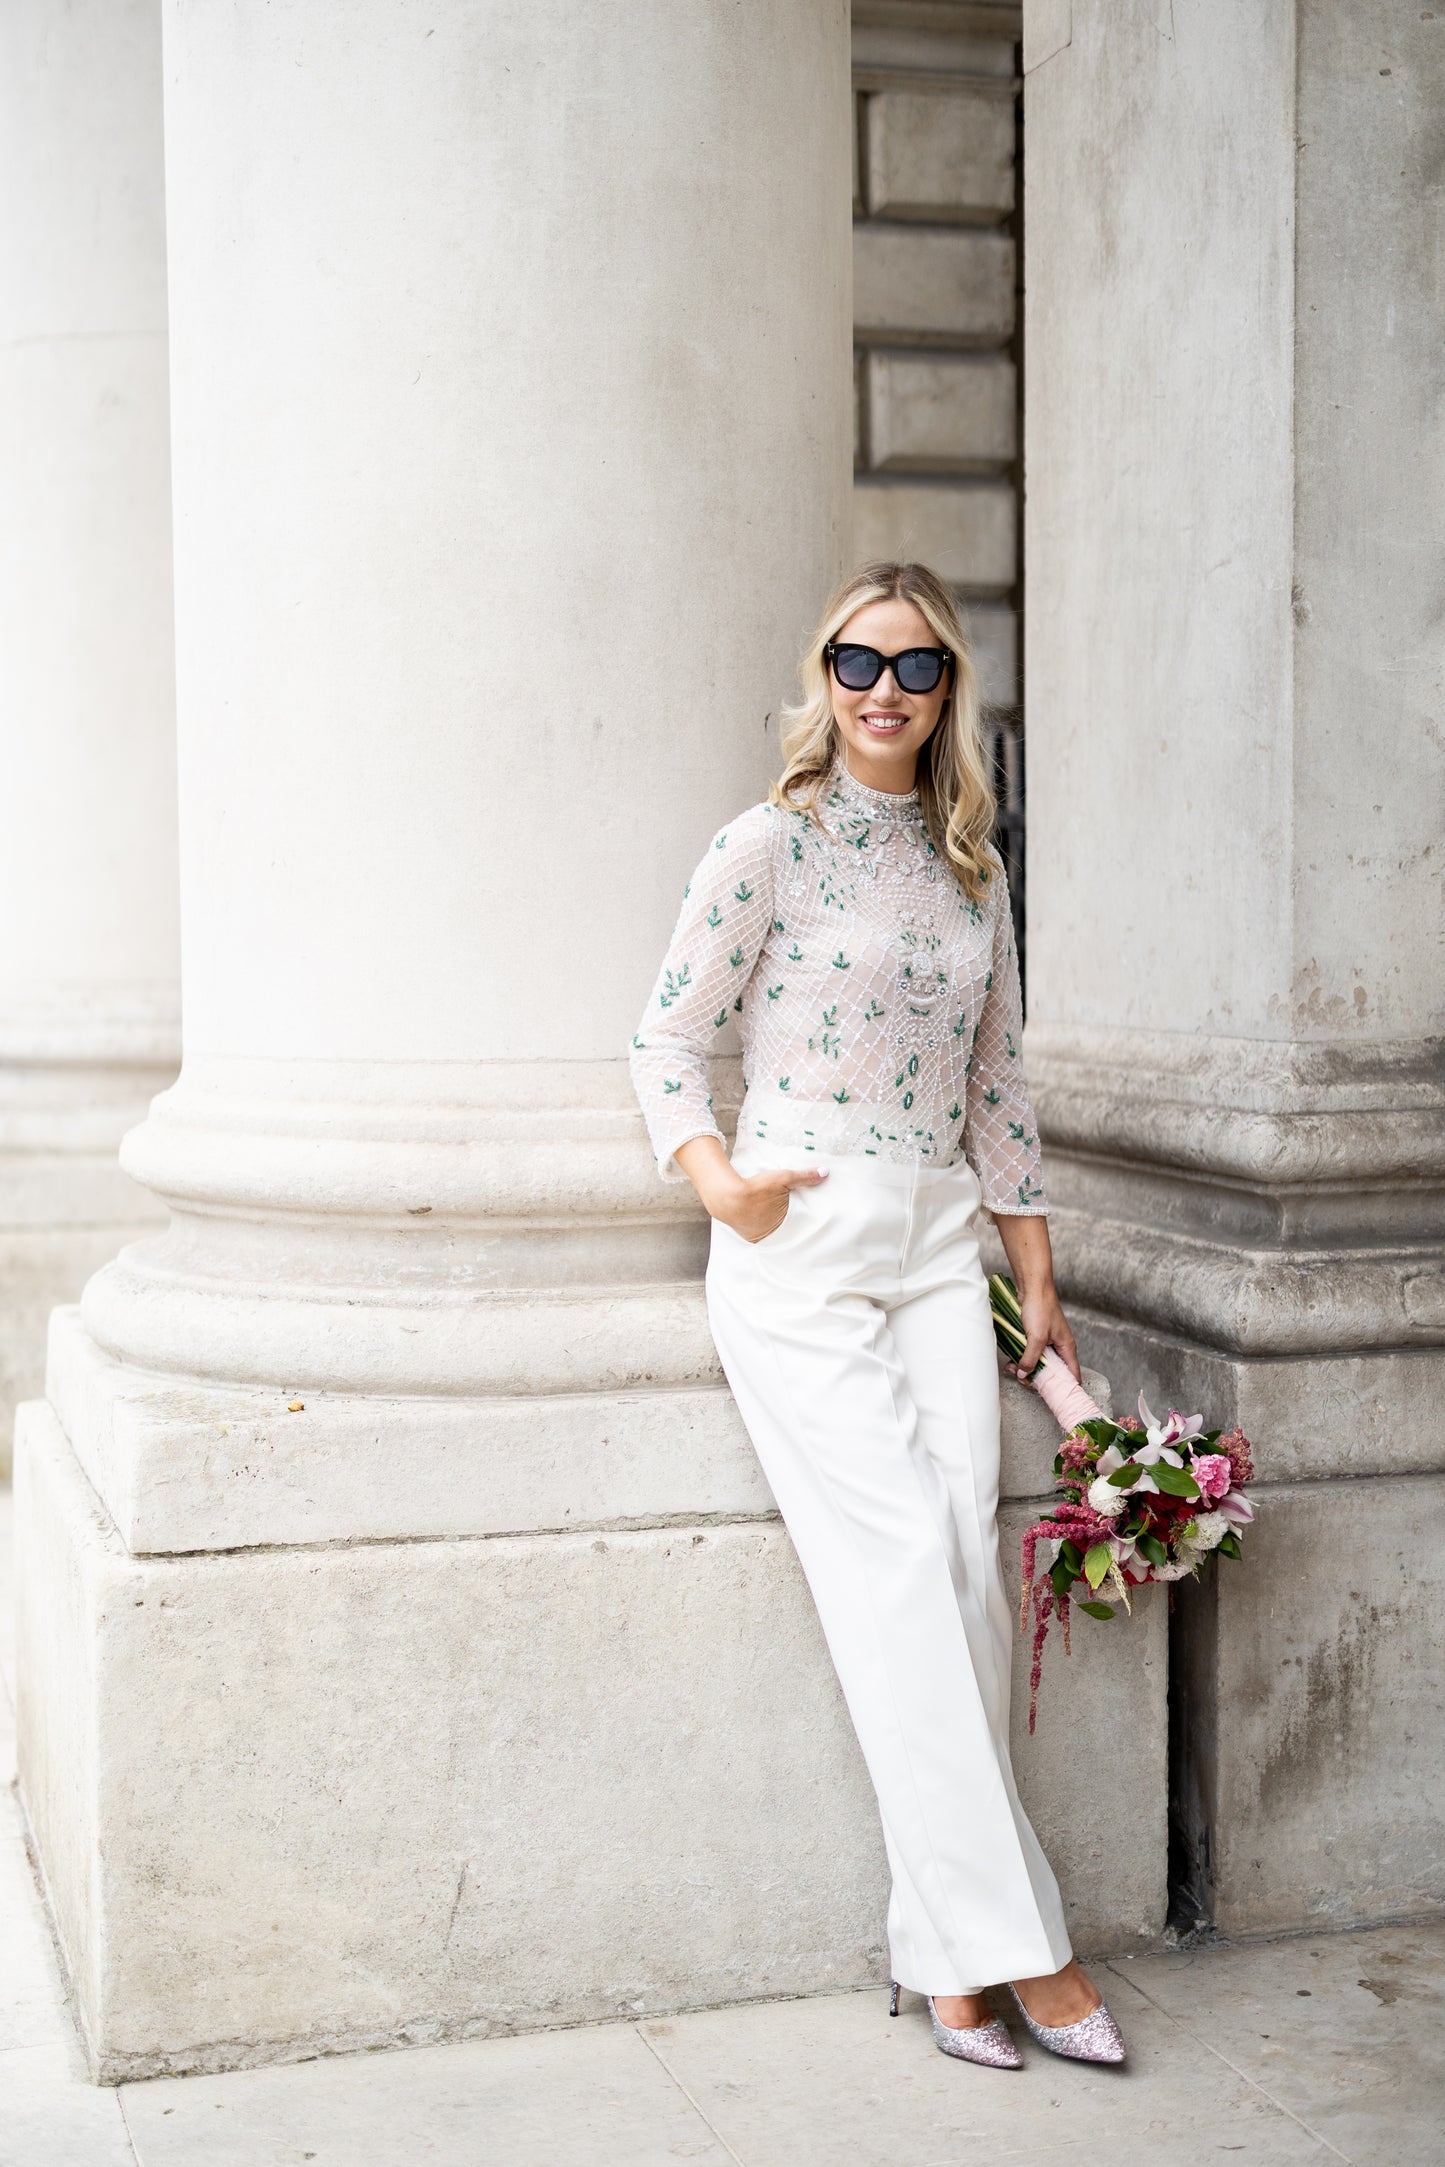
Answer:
[{"xmin": 673, "ymin": 1137, "xmax": 828, "ymax": 1244}]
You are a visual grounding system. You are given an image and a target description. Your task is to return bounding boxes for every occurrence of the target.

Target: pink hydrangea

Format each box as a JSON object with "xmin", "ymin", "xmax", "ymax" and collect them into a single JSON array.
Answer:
[
  {"xmin": 1218, "ymin": 1426, "xmax": 1256, "ymax": 1486},
  {"xmin": 1192, "ymin": 1452, "xmax": 1233, "ymax": 1502}
]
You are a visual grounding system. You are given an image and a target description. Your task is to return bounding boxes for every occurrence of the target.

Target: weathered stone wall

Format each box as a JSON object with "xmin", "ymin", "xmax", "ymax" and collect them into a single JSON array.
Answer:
[{"xmin": 1023, "ymin": 0, "xmax": 1445, "ymax": 1936}]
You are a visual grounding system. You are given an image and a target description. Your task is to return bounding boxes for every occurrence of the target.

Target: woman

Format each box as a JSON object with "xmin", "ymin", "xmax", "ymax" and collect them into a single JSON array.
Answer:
[{"xmin": 629, "ymin": 562, "xmax": 1124, "ymax": 2071}]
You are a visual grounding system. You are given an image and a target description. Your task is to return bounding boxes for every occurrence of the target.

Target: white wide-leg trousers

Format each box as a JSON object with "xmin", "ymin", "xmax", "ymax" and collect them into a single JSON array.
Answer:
[{"xmin": 706, "ymin": 1138, "xmax": 1073, "ymax": 1995}]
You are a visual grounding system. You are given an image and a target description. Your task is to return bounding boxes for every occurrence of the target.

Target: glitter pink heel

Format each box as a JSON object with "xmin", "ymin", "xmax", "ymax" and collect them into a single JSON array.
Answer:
[
  {"xmin": 890, "ymin": 1981, "xmax": 1022, "ymax": 2069},
  {"xmin": 1008, "ymin": 1981, "xmax": 1126, "ymax": 2063}
]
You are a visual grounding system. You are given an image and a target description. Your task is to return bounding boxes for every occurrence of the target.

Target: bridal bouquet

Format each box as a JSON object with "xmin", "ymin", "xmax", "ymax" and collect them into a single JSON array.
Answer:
[{"xmin": 989, "ymin": 1274, "xmax": 1256, "ymax": 1730}]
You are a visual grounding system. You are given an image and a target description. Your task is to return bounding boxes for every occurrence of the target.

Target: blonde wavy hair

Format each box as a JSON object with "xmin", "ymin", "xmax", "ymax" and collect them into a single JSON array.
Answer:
[{"xmin": 770, "ymin": 560, "xmax": 997, "ymax": 901}]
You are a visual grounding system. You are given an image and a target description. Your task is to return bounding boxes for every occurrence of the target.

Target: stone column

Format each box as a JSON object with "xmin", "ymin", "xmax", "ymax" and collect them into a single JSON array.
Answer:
[
  {"xmin": 18, "ymin": 0, "xmax": 858, "ymax": 2081},
  {"xmin": 1024, "ymin": 0, "xmax": 1445, "ymax": 1934},
  {"xmin": 0, "ymin": 0, "xmax": 179, "ymax": 1470}
]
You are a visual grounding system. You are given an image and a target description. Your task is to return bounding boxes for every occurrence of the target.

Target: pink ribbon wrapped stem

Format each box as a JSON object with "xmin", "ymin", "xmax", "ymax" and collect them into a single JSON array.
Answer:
[{"xmin": 1029, "ymin": 1348, "xmax": 1106, "ymax": 1434}]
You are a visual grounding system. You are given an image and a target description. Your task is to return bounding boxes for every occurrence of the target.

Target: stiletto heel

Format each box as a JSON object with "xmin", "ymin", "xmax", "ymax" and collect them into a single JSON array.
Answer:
[
  {"xmin": 1008, "ymin": 1981, "xmax": 1126, "ymax": 2064},
  {"xmin": 889, "ymin": 1980, "xmax": 901, "ymax": 2017}
]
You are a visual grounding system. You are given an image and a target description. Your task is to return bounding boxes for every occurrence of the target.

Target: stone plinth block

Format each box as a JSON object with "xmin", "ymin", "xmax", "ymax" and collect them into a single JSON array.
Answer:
[
  {"xmin": 852, "ymin": 480, "xmax": 1015, "ymax": 594},
  {"xmin": 15, "ymin": 1352, "xmax": 1162, "ymax": 2081},
  {"xmin": 864, "ymin": 352, "xmax": 1016, "ymax": 473},
  {"xmin": 863, "ymin": 86, "xmax": 1016, "ymax": 223},
  {"xmin": 1172, "ymin": 1474, "xmax": 1445, "ymax": 1938},
  {"xmin": 853, "ymin": 225, "xmax": 1014, "ymax": 346}
]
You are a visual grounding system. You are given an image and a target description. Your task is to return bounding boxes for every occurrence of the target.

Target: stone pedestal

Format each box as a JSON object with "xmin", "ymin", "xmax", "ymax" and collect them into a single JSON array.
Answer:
[
  {"xmin": 0, "ymin": 0, "xmax": 180, "ymax": 1468},
  {"xmin": 1024, "ymin": 0, "xmax": 1445, "ymax": 1934},
  {"xmin": 17, "ymin": 1320, "xmax": 1161, "ymax": 2080}
]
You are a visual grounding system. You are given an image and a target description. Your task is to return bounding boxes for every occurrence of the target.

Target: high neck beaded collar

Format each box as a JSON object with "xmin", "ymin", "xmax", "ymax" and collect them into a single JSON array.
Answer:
[{"xmin": 826, "ymin": 760, "xmax": 923, "ymax": 825}]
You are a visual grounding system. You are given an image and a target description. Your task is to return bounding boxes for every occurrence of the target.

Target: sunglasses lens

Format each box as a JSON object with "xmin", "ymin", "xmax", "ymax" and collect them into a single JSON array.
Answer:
[
  {"xmin": 896, "ymin": 649, "xmax": 946, "ymax": 693},
  {"xmin": 830, "ymin": 645, "xmax": 881, "ymax": 690}
]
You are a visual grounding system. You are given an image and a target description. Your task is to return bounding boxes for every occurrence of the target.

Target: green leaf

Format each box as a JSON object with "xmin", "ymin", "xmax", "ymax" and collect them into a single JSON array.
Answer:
[
  {"xmin": 1059, "ymin": 1540, "xmax": 1084, "ymax": 1573},
  {"xmin": 1050, "ymin": 1558, "xmax": 1074, "ymax": 1600},
  {"xmin": 1108, "ymin": 1461, "xmax": 1142, "ymax": 1486},
  {"xmin": 1152, "ymin": 1462, "xmax": 1202, "ymax": 1499},
  {"xmin": 1077, "ymin": 1599, "xmax": 1116, "ymax": 1620},
  {"xmin": 1083, "ymin": 1543, "xmax": 1113, "ymax": 1590},
  {"xmin": 1218, "ymin": 1531, "xmax": 1243, "ymax": 1560},
  {"xmin": 1077, "ymin": 1418, "xmax": 1121, "ymax": 1449},
  {"xmin": 1136, "ymin": 1533, "xmax": 1168, "ymax": 1568}
]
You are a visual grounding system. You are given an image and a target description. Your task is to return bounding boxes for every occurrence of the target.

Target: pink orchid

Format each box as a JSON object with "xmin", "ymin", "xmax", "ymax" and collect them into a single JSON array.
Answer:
[
  {"xmin": 1218, "ymin": 1488, "xmax": 1255, "ymax": 1526},
  {"xmin": 1137, "ymin": 1390, "xmax": 1206, "ymax": 1451}
]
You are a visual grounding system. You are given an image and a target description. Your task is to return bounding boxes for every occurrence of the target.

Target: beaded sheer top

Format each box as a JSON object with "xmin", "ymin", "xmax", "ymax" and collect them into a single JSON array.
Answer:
[{"xmin": 629, "ymin": 763, "xmax": 1048, "ymax": 1214}]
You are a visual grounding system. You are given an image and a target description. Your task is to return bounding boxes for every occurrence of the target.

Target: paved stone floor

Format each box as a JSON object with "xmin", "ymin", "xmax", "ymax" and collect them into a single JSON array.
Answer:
[{"xmin": 2, "ymin": 1487, "xmax": 1441, "ymax": 2166}]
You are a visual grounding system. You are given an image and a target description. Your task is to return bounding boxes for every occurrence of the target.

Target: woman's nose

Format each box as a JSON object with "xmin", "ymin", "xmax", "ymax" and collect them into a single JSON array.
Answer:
[{"xmin": 874, "ymin": 667, "xmax": 902, "ymax": 702}]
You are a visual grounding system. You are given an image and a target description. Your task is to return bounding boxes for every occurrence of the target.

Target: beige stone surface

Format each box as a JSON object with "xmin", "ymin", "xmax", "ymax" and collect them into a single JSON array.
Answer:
[
  {"xmin": 1073, "ymin": 1310, "xmax": 1445, "ymax": 1487},
  {"xmin": 863, "ymin": 86, "xmax": 1015, "ymax": 222},
  {"xmin": 1173, "ymin": 1474, "xmax": 1445, "ymax": 1940},
  {"xmin": 1023, "ymin": 0, "xmax": 1445, "ymax": 1950},
  {"xmin": 122, "ymin": 2024, "xmax": 738, "ymax": 2167},
  {"xmin": 962, "ymin": 601, "xmax": 1018, "ymax": 708},
  {"xmin": 0, "ymin": 1228, "xmax": 149, "ymax": 1477},
  {"xmin": 44, "ymin": 1309, "xmax": 1099, "ymax": 1555},
  {"xmin": 853, "ymin": 224, "xmax": 1014, "ymax": 345},
  {"xmin": 15, "ymin": 1372, "xmax": 1161, "ymax": 2080},
  {"xmin": 863, "ymin": 351, "xmax": 1016, "ymax": 473},
  {"xmin": 852, "ymin": 480, "xmax": 1015, "ymax": 592},
  {"xmin": 636, "ymin": 1975, "xmax": 1339, "ymax": 2167},
  {"xmin": 7, "ymin": 1479, "xmax": 1435, "ymax": 2163},
  {"xmin": 1120, "ymin": 1925, "xmax": 1445, "ymax": 2167}
]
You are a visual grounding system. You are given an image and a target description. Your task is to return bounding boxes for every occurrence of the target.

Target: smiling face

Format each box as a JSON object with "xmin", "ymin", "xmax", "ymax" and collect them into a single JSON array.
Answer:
[{"xmin": 827, "ymin": 597, "xmax": 952, "ymax": 795}]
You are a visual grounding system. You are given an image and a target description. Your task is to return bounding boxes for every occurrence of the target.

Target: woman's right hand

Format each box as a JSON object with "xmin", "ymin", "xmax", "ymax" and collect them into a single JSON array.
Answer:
[{"xmin": 673, "ymin": 1136, "xmax": 828, "ymax": 1244}]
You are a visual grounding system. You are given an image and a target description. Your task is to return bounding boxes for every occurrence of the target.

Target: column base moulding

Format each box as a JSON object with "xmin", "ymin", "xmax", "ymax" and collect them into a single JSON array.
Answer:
[
  {"xmin": 44, "ymin": 1306, "xmax": 1110, "ymax": 1555},
  {"xmin": 14, "ymin": 1374, "xmax": 1165, "ymax": 2083},
  {"xmin": 1026, "ymin": 1029, "xmax": 1445, "ymax": 1356}
]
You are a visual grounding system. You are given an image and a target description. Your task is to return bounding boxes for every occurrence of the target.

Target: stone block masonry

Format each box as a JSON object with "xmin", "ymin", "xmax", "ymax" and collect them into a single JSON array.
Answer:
[{"xmin": 1024, "ymin": 0, "xmax": 1445, "ymax": 1940}]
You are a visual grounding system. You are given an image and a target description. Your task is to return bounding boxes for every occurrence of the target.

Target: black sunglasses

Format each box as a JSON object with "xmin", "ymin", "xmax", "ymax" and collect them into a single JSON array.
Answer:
[{"xmin": 825, "ymin": 642, "xmax": 954, "ymax": 695}]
